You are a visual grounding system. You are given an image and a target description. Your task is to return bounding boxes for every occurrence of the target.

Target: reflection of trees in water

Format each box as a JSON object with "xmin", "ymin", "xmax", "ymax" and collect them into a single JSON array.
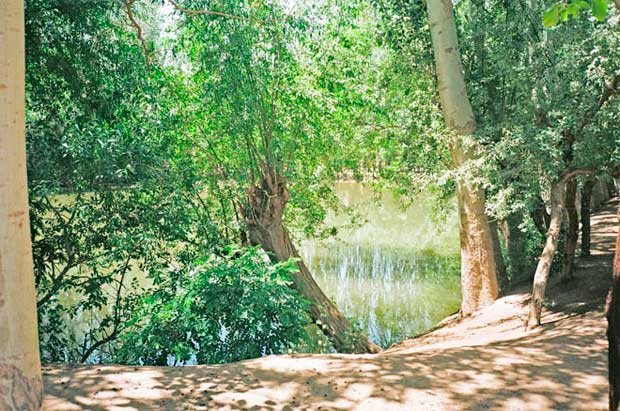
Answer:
[{"xmin": 301, "ymin": 242, "xmax": 460, "ymax": 348}]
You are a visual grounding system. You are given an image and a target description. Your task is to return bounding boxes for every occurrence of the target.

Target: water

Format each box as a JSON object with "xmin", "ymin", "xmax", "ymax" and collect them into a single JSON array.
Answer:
[{"xmin": 300, "ymin": 182, "xmax": 461, "ymax": 348}]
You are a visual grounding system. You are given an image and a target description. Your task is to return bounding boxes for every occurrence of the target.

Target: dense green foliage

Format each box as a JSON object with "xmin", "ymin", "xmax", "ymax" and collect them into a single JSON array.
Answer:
[
  {"xmin": 544, "ymin": 0, "xmax": 611, "ymax": 26},
  {"xmin": 116, "ymin": 248, "xmax": 310, "ymax": 365},
  {"xmin": 25, "ymin": 0, "xmax": 249, "ymax": 362},
  {"xmin": 24, "ymin": 0, "xmax": 619, "ymax": 364}
]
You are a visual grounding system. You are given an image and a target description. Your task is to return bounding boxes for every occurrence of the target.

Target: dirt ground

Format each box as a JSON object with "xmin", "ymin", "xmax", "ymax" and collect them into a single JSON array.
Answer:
[{"xmin": 42, "ymin": 199, "xmax": 619, "ymax": 411}]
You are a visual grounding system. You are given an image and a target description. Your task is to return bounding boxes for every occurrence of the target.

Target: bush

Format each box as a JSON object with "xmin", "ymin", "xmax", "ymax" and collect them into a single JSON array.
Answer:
[{"xmin": 116, "ymin": 247, "xmax": 311, "ymax": 365}]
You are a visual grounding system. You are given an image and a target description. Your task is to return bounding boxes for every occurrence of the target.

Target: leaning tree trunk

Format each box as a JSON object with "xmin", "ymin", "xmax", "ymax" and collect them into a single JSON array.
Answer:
[
  {"xmin": 427, "ymin": 0, "xmax": 499, "ymax": 315},
  {"xmin": 0, "ymin": 1, "xmax": 44, "ymax": 409},
  {"xmin": 244, "ymin": 165, "xmax": 380, "ymax": 354},
  {"xmin": 526, "ymin": 180, "xmax": 566, "ymax": 328},
  {"xmin": 606, "ymin": 207, "xmax": 620, "ymax": 411},
  {"xmin": 560, "ymin": 179, "xmax": 579, "ymax": 282},
  {"xmin": 581, "ymin": 179, "xmax": 595, "ymax": 257},
  {"xmin": 527, "ymin": 169, "xmax": 592, "ymax": 327}
]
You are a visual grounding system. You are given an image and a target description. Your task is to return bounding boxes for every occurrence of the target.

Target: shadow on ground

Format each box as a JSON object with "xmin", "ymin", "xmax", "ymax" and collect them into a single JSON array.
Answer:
[{"xmin": 43, "ymin": 310, "xmax": 607, "ymax": 411}]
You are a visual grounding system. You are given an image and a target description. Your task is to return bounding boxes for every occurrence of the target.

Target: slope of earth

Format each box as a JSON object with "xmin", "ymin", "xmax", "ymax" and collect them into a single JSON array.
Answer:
[{"xmin": 42, "ymin": 199, "xmax": 619, "ymax": 411}]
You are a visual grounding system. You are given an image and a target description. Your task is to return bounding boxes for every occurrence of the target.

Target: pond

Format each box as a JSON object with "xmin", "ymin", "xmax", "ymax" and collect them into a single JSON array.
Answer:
[{"xmin": 299, "ymin": 182, "xmax": 461, "ymax": 348}]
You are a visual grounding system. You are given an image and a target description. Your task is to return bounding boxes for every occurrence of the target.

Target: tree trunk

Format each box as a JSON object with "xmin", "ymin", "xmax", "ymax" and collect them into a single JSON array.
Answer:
[
  {"xmin": 595, "ymin": 179, "xmax": 614, "ymax": 208},
  {"xmin": 489, "ymin": 219, "xmax": 507, "ymax": 288},
  {"xmin": 531, "ymin": 195, "xmax": 551, "ymax": 237},
  {"xmin": 606, "ymin": 207, "xmax": 620, "ymax": 411},
  {"xmin": 581, "ymin": 179, "xmax": 595, "ymax": 257},
  {"xmin": 426, "ymin": 0, "xmax": 499, "ymax": 316},
  {"xmin": 527, "ymin": 180, "xmax": 566, "ymax": 328},
  {"xmin": 527, "ymin": 169, "xmax": 593, "ymax": 327},
  {"xmin": 500, "ymin": 212, "xmax": 530, "ymax": 284},
  {"xmin": 244, "ymin": 165, "xmax": 380, "ymax": 354},
  {"xmin": 0, "ymin": 1, "xmax": 44, "ymax": 409},
  {"xmin": 560, "ymin": 179, "xmax": 578, "ymax": 282}
]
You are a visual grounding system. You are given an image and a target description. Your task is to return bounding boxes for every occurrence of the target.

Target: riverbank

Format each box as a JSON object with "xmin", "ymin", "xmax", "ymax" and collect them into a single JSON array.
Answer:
[{"xmin": 42, "ymin": 199, "xmax": 618, "ymax": 411}]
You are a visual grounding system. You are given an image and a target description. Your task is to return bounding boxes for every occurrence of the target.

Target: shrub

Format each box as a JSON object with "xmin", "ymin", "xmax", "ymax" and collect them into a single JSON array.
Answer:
[{"xmin": 116, "ymin": 247, "xmax": 310, "ymax": 365}]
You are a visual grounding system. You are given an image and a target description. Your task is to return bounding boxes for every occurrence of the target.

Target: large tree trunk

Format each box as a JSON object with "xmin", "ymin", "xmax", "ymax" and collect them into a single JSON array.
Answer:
[
  {"xmin": 606, "ymin": 207, "xmax": 620, "ymax": 411},
  {"xmin": 580, "ymin": 179, "xmax": 595, "ymax": 257},
  {"xmin": 560, "ymin": 179, "xmax": 579, "ymax": 282},
  {"xmin": 427, "ymin": 0, "xmax": 499, "ymax": 315},
  {"xmin": 0, "ymin": 1, "xmax": 44, "ymax": 409},
  {"xmin": 244, "ymin": 165, "xmax": 380, "ymax": 354},
  {"xmin": 489, "ymin": 219, "xmax": 507, "ymax": 288}
]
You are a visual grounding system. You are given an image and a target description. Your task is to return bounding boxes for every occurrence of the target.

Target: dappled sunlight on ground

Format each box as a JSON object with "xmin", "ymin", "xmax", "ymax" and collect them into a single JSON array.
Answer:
[
  {"xmin": 42, "ymin": 311, "xmax": 608, "ymax": 411},
  {"xmin": 42, "ymin": 199, "xmax": 618, "ymax": 411}
]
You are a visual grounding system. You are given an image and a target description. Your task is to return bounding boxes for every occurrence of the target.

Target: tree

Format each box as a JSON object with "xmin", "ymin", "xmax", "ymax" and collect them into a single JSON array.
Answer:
[
  {"xmin": 580, "ymin": 178, "xmax": 597, "ymax": 257},
  {"xmin": 158, "ymin": 0, "xmax": 380, "ymax": 353},
  {"xmin": 527, "ymin": 169, "xmax": 593, "ymax": 326},
  {"xmin": 561, "ymin": 178, "xmax": 579, "ymax": 282},
  {"xmin": 0, "ymin": 0, "xmax": 43, "ymax": 409},
  {"xmin": 425, "ymin": 0, "xmax": 499, "ymax": 315},
  {"xmin": 607, "ymin": 207, "xmax": 620, "ymax": 411}
]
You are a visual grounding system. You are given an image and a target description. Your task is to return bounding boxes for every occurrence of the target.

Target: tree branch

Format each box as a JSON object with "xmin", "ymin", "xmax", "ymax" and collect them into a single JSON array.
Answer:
[
  {"xmin": 558, "ymin": 167, "xmax": 596, "ymax": 185},
  {"xmin": 575, "ymin": 73, "xmax": 620, "ymax": 136},
  {"xmin": 37, "ymin": 262, "xmax": 74, "ymax": 307},
  {"xmin": 124, "ymin": 0, "xmax": 152, "ymax": 66},
  {"xmin": 79, "ymin": 254, "xmax": 132, "ymax": 363},
  {"xmin": 166, "ymin": 0, "xmax": 264, "ymax": 24}
]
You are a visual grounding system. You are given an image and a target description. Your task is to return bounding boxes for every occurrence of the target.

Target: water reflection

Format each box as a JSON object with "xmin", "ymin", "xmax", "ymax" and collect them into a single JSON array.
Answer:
[{"xmin": 300, "ymin": 183, "xmax": 461, "ymax": 348}]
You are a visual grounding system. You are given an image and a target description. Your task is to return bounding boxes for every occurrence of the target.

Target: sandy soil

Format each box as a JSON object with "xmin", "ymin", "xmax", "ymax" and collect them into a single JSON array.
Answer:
[{"xmin": 42, "ymin": 199, "xmax": 619, "ymax": 411}]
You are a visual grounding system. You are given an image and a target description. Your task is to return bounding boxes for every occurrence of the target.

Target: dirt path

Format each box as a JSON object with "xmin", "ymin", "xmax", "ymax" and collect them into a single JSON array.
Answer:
[{"xmin": 42, "ymin": 199, "xmax": 619, "ymax": 411}]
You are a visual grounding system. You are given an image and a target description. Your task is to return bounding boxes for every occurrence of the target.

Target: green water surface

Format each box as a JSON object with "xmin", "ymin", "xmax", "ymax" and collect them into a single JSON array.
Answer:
[{"xmin": 300, "ymin": 182, "xmax": 461, "ymax": 348}]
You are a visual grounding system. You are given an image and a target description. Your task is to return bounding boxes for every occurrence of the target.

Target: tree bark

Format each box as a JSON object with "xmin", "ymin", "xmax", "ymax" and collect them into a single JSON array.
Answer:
[
  {"xmin": 244, "ymin": 165, "xmax": 380, "ymax": 354},
  {"xmin": 527, "ymin": 169, "xmax": 593, "ymax": 327},
  {"xmin": 581, "ymin": 179, "xmax": 595, "ymax": 257},
  {"xmin": 489, "ymin": 219, "xmax": 507, "ymax": 288},
  {"xmin": 0, "ymin": 0, "xmax": 44, "ymax": 409},
  {"xmin": 500, "ymin": 212, "xmax": 530, "ymax": 284},
  {"xmin": 531, "ymin": 195, "xmax": 551, "ymax": 237},
  {"xmin": 592, "ymin": 179, "xmax": 611, "ymax": 208},
  {"xmin": 426, "ymin": 0, "xmax": 499, "ymax": 315},
  {"xmin": 606, "ymin": 207, "xmax": 620, "ymax": 411},
  {"xmin": 560, "ymin": 178, "xmax": 578, "ymax": 282}
]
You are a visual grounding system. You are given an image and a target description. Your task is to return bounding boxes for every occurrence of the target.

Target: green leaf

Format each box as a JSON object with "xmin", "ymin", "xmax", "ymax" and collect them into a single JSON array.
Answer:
[
  {"xmin": 543, "ymin": 6, "xmax": 560, "ymax": 27},
  {"xmin": 566, "ymin": 4, "xmax": 579, "ymax": 17},
  {"xmin": 573, "ymin": 0, "xmax": 591, "ymax": 9},
  {"xmin": 592, "ymin": 0, "xmax": 608, "ymax": 21}
]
